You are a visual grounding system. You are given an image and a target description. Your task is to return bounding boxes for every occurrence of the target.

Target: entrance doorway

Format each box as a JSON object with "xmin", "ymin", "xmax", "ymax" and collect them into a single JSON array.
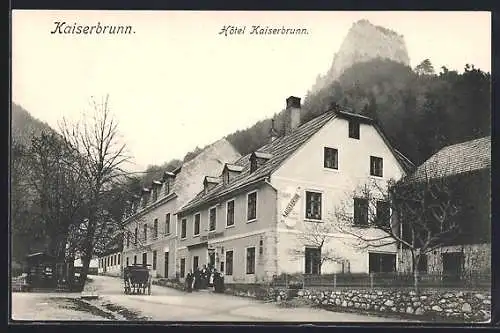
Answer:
[
  {"xmin": 369, "ymin": 252, "xmax": 396, "ymax": 273},
  {"xmin": 209, "ymin": 252, "xmax": 215, "ymax": 267},
  {"xmin": 442, "ymin": 252, "xmax": 463, "ymax": 281},
  {"xmin": 142, "ymin": 253, "xmax": 147, "ymax": 267}
]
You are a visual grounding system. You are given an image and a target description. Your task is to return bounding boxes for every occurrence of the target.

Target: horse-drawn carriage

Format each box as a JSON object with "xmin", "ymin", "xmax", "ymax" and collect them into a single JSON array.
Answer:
[{"xmin": 123, "ymin": 264, "xmax": 152, "ymax": 295}]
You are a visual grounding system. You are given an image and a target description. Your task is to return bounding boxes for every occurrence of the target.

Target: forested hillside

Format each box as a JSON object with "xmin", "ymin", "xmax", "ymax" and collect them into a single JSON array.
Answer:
[
  {"xmin": 12, "ymin": 103, "xmax": 55, "ymax": 146},
  {"xmin": 131, "ymin": 59, "xmax": 490, "ymax": 188}
]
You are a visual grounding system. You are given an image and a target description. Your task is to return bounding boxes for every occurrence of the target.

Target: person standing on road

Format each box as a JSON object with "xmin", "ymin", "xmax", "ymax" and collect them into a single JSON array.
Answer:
[
  {"xmin": 193, "ymin": 267, "xmax": 200, "ymax": 291},
  {"xmin": 185, "ymin": 270, "xmax": 193, "ymax": 293},
  {"xmin": 201, "ymin": 265, "xmax": 208, "ymax": 289}
]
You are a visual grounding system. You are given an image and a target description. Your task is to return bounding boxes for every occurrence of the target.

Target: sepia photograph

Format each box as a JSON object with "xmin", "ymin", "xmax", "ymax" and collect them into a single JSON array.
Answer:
[{"xmin": 10, "ymin": 10, "xmax": 491, "ymax": 324}]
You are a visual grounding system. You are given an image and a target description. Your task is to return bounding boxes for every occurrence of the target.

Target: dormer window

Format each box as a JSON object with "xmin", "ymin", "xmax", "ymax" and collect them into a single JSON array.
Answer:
[
  {"xmin": 141, "ymin": 188, "xmax": 150, "ymax": 208},
  {"xmin": 249, "ymin": 151, "xmax": 273, "ymax": 173},
  {"xmin": 204, "ymin": 176, "xmax": 220, "ymax": 194},
  {"xmin": 222, "ymin": 164, "xmax": 244, "ymax": 185},
  {"xmin": 152, "ymin": 181, "xmax": 161, "ymax": 202},
  {"xmin": 163, "ymin": 171, "xmax": 175, "ymax": 196},
  {"xmin": 348, "ymin": 120, "xmax": 360, "ymax": 139}
]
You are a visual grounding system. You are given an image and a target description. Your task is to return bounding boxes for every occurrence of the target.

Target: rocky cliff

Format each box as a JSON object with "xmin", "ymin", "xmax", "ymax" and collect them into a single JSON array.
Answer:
[{"xmin": 312, "ymin": 19, "xmax": 410, "ymax": 92}]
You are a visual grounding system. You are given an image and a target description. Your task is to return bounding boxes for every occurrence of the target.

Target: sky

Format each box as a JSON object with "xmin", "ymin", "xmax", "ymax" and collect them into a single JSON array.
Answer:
[{"xmin": 12, "ymin": 11, "xmax": 491, "ymax": 172}]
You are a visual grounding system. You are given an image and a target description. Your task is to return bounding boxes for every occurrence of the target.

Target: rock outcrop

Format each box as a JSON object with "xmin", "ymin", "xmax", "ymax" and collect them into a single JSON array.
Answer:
[{"xmin": 312, "ymin": 19, "xmax": 410, "ymax": 92}]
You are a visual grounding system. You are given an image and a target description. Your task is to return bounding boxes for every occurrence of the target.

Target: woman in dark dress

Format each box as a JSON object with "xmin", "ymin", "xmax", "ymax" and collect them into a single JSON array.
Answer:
[{"xmin": 185, "ymin": 270, "xmax": 193, "ymax": 292}]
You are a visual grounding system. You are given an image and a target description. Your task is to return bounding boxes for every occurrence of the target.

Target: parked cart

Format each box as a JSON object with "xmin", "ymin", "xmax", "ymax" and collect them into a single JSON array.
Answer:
[{"xmin": 123, "ymin": 264, "xmax": 151, "ymax": 295}]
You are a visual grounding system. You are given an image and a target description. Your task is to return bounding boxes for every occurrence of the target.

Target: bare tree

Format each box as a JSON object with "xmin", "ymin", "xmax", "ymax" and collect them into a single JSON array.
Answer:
[
  {"xmin": 22, "ymin": 132, "xmax": 87, "ymax": 261},
  {"xmin": 334, "ymin": 165, "xmax": 461, "ymax": 293},
  {"xmin": 289, "ymin": 221, "xmax": 348, "ymax": 275},
  {"xmin": 60, "ymin": 95, "xmax": 130, "ymax": 289}
]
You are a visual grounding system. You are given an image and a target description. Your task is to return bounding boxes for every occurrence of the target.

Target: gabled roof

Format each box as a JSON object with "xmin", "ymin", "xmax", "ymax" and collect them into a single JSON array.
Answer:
[
  {"xmin": 178, "ymin": 107, "xmax": 414, "ymax": 215},
  {"xmin": 405, "ymin": 136, "xmax": 490, "ymax": 182},
  {"xmin": 178, "ymin": 109, "xmax": 340, "ymax": 214},
  {"xmin": 204, "ymin": 176, "xmax": 220, "ymax": 184},
  {"xmin": 224, "ymin": 163, "xmax": 244, "ymax": 172},
  {"xmin": 252, "ymin": 151, "xmax": 273, "ymax": 160}
]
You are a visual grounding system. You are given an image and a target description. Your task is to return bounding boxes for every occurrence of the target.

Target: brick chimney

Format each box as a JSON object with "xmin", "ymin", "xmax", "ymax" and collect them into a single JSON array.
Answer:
[{"xmin": 285, "ymin": 96, "xmax": 301, "ymax": 135}]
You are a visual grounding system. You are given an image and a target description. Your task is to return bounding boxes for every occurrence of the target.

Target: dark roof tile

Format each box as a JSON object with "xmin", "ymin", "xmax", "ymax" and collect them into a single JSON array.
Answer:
[{"xmin": 406, "ymin": 136, "xmax": 490, "ymax": 182}]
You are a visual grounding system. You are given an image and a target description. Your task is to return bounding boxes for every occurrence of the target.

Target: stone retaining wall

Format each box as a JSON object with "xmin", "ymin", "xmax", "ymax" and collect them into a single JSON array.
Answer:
[{"xmin": 268, "ymin": 287, "xmax": 490, "ymax": 322}]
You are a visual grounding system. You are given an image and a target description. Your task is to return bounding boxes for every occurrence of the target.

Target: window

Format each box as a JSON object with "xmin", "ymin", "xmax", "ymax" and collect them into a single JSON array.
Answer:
[
  {"xmin": 348, "ymin": 120, "xmax": 360, "ymax": 139},
  {"xmin": 247, "ymin": 192, "xmax": 257, "ymax": 221},
  {"xmin": 134, "ymin": 255, "xmax": 137, "ymax": 265},
  {"xmin": 305, "ymin": 247, "xmax": 321, "ymax": 274},
  {"xmin": 142, "ymin": 252, "xmax": 147, "ymax": 266},
  {"xmin": 126, "ymin": 257, "xmax": 129, "ymax": 267},
  {"xmin": 180, "ymin": 258, "xmax": 186, "ymax": 278},
  {"xmin": 259, "ymin": 239, "xmax": 264, "ymax": 255},
  {"xmin": 305, "ymin": 191, "xmax": 322, "ymax": 220},
  {"xmin": 376, "ymin": 200, "xmax": 390, "ymax": 227},
  {"xmin": 165, "ymin": 213, "xmax": 171, "ymax": 235},
  {"xmin": 143, "ymin": 224, "xmax": 147, "ymax": 242},
  {"xmin": 134, "ymin": 227, "xmax": 138, "ymax": 245},
  {"xmin": 354, "ymin": 198, "xmax": 369, "ymax": 226},
  {"xmin": 223, "ymin": 171, "xmax": 230, "ymax": 185},
  {"xmin": 152, "ymin": 188, "xmax": 158, "ymax": 202},
  {"xmin": 209, "ymin": 207, "xmax": 217, "ymax": 231},
  {"xmin": 323, "ymin": 147, "xmax": 338, "ymax": 169},
  {"xmin": 164, "ymin": 182, "xmax": 170, "ymax": 196},
  {"xmin": 193, "ymin": 256, "xmax": 199, "ymax": 271},
  {"xmin": 370, "ymin": 156, "xmax": 383, "ymax": 177},
  {"xmin": 153, "ymin": 251, "xmax": 157, "ymax": 270},
  {"xmin": 181, "ymin": 219, "xmax": 187, "ymax": 239},
  {"xmin": 194, "ymin": 213, "xmax": 200, "ymax": 236},
  {"xmin": 246, "ymin": 247, "xmax": 256, "ymax": 274},
  {"xmin": 153, "ymin": 219, "xmax": 158, "ymax": 239},
  {"xmin": 126, "ymin": 233, "xmax": 130, "ymax": 247},
  {"xmin": 118, "ymin": 253, "xmax": 121, "ymax": 265},
  {"xmin": 369, "ymin": 253, "xmax": 396, "ymax": 273},
  {"xmin": 226, "ymin": 200, "xmax": 235, "ymax": 227},
  {"xmin": 225, "ymin": 251, "xmax": 233, "ymax": 275}
]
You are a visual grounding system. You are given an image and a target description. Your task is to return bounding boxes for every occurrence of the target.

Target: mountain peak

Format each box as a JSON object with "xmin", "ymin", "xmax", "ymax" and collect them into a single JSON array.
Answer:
[{"xmin": 311, "ymin": 20, "xmax": 410, "ymax": 93}]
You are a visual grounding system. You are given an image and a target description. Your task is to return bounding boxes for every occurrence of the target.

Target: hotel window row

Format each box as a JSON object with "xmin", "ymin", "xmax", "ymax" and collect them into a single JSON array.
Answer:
[
  {"xmin": 99, "ymin": 253, "xmax": 121, "ymax": 268},
  {"xmin": 180, "ymin": 192, "xmax": 258, "ymax": 239},
  {"xmin": 125, "ymin": 213, "xmax": 172, "ymax": 248},
  {"xmin": 323, "ymin": 147, "xmax": 384, "ymax": 177},
  {"xmin": 305, "ymin": 190, "xmax": 390, "ymax": 226}
]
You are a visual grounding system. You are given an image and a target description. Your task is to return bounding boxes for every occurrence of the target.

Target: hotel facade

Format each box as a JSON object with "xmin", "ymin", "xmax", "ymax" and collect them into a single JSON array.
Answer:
[
  {"xmin": 121, "ymin": 139, "xmax": 241, "ymax": 279},
  {"xmin": 175, "ymin": 97, "xmax": 413, "ymax": 284}
]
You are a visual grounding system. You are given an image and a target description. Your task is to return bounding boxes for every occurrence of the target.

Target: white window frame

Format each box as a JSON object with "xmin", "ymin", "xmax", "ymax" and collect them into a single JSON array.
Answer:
[
  {"xmin": 370, "ymin": 155, "xmax": 384, "ymax": 178},
  {"xmin": 246, "ymin": 190, "xmax": 258, "ymax": 223},
  {"xmin": 323, "ymin": 147, "xmax": 339, "ymax": 171},
  {"xmin": 208, "ymin": 205, "xmax": 217, "ymax": 232},
  {"xmin": 304, "ymin": 189, "xmax": 323, "ymax": 222},
  {"xmin": 153, "ymin": 218, "xmax": 159, "ymax": 240},
  {"xmin": 165, "ymin": 213, "xmax": 171, "ymax": 236},
  {"xmin": 180, "ymin": 218, "xmax": 187, "ymax": 240},
  {"xmin": 224, "ymin": 248, "xmax": 234, "ymax": 276},
  {"xmin": 193, "ymin": 212, "xmax": 201, "ymax": 237},
  {"xmin": 245, "ymin": 246, "xmax": 256, "ymax": 275},
  {"xmin": 226, "ymin": 199, "xmax": 236, "ymax": 228}
]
